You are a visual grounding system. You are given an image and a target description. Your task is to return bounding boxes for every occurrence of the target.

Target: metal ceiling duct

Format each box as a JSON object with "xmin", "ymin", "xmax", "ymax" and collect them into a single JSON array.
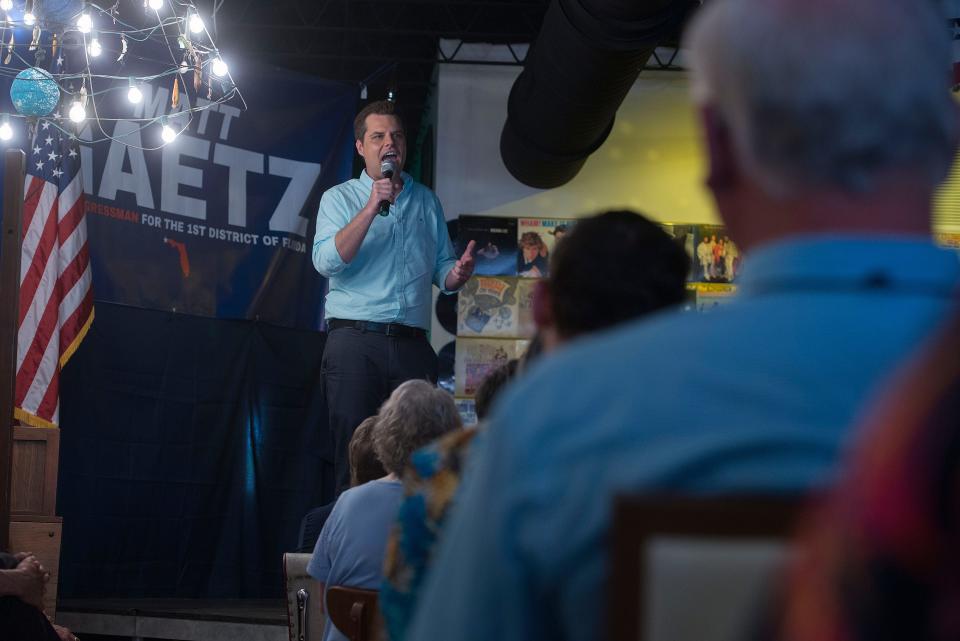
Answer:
[{"xmin": 500, "ymin": 0, "xmax": 693, "ymax": 189}]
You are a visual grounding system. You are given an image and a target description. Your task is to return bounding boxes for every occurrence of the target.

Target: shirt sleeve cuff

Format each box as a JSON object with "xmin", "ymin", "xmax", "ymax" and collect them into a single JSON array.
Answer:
[
  {"xmin": 437, "ymin": 262, "xmax": 460, "ymax": 294},
  {"xmin": 313, "ymin": 238, "xmax": 347, "ymax": 276}
]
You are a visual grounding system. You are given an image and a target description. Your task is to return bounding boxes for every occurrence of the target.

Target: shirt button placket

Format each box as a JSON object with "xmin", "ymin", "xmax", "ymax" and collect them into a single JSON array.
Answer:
[{"xmin": 396, "ymin": 201, "xmax": 405, "ymax": 322}]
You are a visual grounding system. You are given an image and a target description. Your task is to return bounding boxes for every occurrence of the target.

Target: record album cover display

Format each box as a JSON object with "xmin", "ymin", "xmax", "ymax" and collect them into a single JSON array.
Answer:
[
  {"xmin": 451, "ymin": 215, "xmax": 751, "ymax": 397},
  {"xmin": 516, "ymin": 218, "xmax": 575, "ymax": 278},
  {"xmin": 690, "ymin": 282, "xmax": 738, "ymax": 312},
  {"xmin": 935, "ymin": 232, "xmax": 960, "ymax": 249},
  {"xmin": 457, "ymin": 276, "xmax": 520, "ymax": 337},
  {"xmin": 456, "ymin": 398, "xmax": 478, "ymax": 426},
  {"xmin": 517, "ymin": 278, "xmax": 537, "ymax": 338},
  {"xmin": 457, "ymin": 216, "xmax": 519, "ymax": 276},
  {"xmin": 454, "ymin": 338, "xmax": 529, "ymax": 397},
  {"xmin": 693, "ymin": 225, "xmax": 741, "ymax": 283}
]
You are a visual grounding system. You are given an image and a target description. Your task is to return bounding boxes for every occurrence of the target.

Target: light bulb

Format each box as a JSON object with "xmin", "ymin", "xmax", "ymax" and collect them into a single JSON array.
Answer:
[
  {"xmin": 161, "ymin": 122, "xmax": 177, "ymax": 143},
  {"xmin": 0, "ymin": 0, "xmax": 12, "ymax": 11},
  {"xmin": 148, "ymin": 0, "xmax": 163, "ymax": 9},
  {"xmin": 127, "ymin": 85, "xmax": 143, "ymax": 104},
  {"xmin": 211, "ymin": 57, "xmax": 227, "ymax": 78},
  {"xmin": 188, "ymin": 12, "xmax": 203, "ymax": 34},
  {"xmin": 77, "ymin": 13, "xmax": 92, "ymax": 33},
  {"xmin": 0, "ymin": 121, "xmax": 12, "ymax": 141},
  {"xmin": 23, "ymin": 12, "xmax": 35, "ymax": 25},
  {"xmin": 88, "ymin": 38, "xmax": 102, "ymax": 57},
  {"xmin": 68, "ymin": 101, "xmax": 86, "ymax": 123}
]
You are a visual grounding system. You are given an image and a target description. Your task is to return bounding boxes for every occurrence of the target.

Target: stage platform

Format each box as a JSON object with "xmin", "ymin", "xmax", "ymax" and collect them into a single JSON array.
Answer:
[{"xmin": 56, "ymin": 599, "xmax": 289, "ymax": 641}]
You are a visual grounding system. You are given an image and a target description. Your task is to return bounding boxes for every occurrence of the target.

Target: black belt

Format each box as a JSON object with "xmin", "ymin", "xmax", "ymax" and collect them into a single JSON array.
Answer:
[{"xmin": 327, "ymin": 319, "xmax": 426, "ymax": 338}]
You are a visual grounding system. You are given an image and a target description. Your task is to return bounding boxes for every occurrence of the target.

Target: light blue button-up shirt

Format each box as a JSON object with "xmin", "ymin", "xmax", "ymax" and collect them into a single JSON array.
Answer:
[
  {"xmin": 313, "ymin": 171, "xmax": 458, "ymax": 330},
  {"xmin": 407, "ymin": 235, "xmax": 960, "ymax": 641}
]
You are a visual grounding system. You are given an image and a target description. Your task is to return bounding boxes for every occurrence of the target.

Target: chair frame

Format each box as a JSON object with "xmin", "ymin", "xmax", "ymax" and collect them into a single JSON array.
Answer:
[
  {"xmin": 608, "ymin": 494, "xmax": 806, "ymax": 641},
  {"xmin": 326, "ymin": 585, "xmax": 380, "ymax": 641}
]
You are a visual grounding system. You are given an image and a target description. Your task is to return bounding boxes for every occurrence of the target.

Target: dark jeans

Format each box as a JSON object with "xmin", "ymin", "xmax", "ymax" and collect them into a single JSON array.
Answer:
[
  {"xmin": 0, "ymin": 596, "xmax": 60, "ymax": 640},
  {"xmin": 321, "ymin": 327, "xmax": 438, "ymax": 494}
]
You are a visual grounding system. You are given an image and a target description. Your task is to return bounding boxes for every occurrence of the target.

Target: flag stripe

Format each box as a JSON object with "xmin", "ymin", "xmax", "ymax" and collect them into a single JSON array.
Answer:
[
  {"xmin": 21, "ymin": 175, "xmax": 46, "ymax": 242},
  {"xmin": 59, "ymin": 285, "xmax": 93, "ymax": 366},
  {"xmin": 59, "ymin": 241, "xmax": 89, "ymax": 297},
  {"xmin": 15, "ymin": 287, "xmax": 60, "ymax": 406},
  {"xmin": 60, "ymin": 282, "xmax": 93, "ymax": 345},
  {"xmin": 18, "ymin": 313, "xmax": 60, "ymax": 416},
  {"xmin": 35, "ymin": 360, "xmax": 60, "ymax": 424},
  {"xmin": 56, "ymin": 172, "xmax": 82, "ymax": 228},
  {"xmin": 59, "ymin": 258, "xmax": 91, "ymax": 330},
  {"xmin": 16, "ymin": 226, "xmax": 59, "ymax": 371},
  {"xmin": 18, "ymin": 182, "xmax": 58, "ymax": 324}
]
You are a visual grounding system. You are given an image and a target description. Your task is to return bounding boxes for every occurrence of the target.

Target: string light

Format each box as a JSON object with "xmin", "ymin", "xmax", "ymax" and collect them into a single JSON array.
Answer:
[
  {"xmin": 127, "ymin": 78, "xmax": 143, "ymax": 104},
  {"xmin": 1, "ymin": 1, "xmax": 246, "ymax": 151},
  {"xmin": 211, "ymin": 57, "xmax": 227, "ymax": 78},
  {"xmin": 0, "ymin": 115, "xmax": 12, "ymax": 141},
  {"xmin": 68, "ymin": 101, "xmax": 86, "ymax": 123},
  {"xmin": 160, "ymin": 117, "xmax": 177, "ymax": 143},
  {"xmin": 188, "ymin": 11, "xmax": 204, "ymax": 34}
]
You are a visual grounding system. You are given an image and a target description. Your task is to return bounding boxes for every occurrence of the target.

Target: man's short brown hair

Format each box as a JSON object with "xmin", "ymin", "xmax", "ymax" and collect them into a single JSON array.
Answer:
[
  {"xmin": 354, "ymin": 100, "xmax": 404, "ymax": 141},
  {"xmin": 348, "ymin": 416, "xmax": 386, "ymax": 487}
]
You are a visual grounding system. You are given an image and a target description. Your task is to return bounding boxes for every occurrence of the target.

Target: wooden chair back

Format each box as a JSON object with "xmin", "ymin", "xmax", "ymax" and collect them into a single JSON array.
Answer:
[
  {"xmin": 326, "ymin": 586, "xmax": 381, "ymax": 641},
  {"xmin": 609, "ymin": 494, "xmax": 806, "ymax": 641}
]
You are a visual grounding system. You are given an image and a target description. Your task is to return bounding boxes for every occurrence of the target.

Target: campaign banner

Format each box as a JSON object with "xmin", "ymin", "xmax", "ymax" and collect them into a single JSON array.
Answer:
[{"xmin": 1, "ymin": 27, "xmax": 357, "ymax": 330}]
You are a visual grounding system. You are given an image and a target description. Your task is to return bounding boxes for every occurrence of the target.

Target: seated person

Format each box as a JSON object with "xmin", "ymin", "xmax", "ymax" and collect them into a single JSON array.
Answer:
[
  {"xmin": 776, "ymin": 310, "xmax": 960, "ymax": 641},
  {"xmin": 297, "ymin": 416, "xmax": 387, "ymax": 552},
  {"xmin": 308, "ymin": 380, "xmax": 461, "ymax": 641},
  {"xmin": 380, "ymin": 210, "xmax": 691, "ymax": 641},
  {"xmin": 381, "ymin": 359, "xmax": 520, "ymax": 641},
  {"xmin": 0, "ymin": 551, "xmax": 76, "ymax": 641}
]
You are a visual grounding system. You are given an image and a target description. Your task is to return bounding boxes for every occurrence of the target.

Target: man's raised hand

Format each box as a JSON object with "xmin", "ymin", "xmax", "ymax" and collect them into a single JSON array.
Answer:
[{"xmin": 448, "ymin": 240, "xmax": 476, "ymax": 289}]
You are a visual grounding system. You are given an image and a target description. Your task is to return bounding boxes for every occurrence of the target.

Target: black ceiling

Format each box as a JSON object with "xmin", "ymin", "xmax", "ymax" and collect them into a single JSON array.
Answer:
[{"xmin": 208, "ymin": 0, "xmax": 551, "ymax": 151}]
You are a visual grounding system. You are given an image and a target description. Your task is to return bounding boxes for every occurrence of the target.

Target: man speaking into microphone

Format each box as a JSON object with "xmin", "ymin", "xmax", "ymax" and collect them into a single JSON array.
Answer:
[{"xmin": 313, "ymin": 100, "xmax": 475, "ymax": 494}]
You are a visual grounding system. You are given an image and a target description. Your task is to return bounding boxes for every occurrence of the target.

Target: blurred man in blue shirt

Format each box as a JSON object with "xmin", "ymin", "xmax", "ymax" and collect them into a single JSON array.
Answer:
[
  {"xmin": 407, "ymin": 1, "xmax": 960, "ymax": 640},
  {"xmin": 313, "ymin": 100, "xmax": 475, "ymax": 493}
]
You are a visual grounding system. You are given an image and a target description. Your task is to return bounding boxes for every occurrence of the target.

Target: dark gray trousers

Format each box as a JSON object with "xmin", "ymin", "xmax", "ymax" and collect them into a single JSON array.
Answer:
[{"xmin": 321, "ymin": 327, "xmax": 438, "ymax": 494}]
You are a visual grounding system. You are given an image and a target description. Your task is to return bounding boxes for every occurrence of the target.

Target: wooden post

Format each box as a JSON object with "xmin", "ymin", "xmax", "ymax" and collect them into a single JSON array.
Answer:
[{"xmin": 0, "ymin": 148, "xmax": 25, "ymax": 550}]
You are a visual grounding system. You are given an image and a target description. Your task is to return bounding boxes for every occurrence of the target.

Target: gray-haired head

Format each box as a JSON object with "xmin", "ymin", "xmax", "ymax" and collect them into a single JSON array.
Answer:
[
  {"xmin": 374, "ymin": 380, "xmax": 462, "ymax": 475},
  {"xmin": 686, "ymin": 0, "xmax": 957, "ymax": 196}
]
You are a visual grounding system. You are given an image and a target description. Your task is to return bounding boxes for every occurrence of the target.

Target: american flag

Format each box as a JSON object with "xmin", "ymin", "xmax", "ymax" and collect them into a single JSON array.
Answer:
[{"xmin": 14, "ymin": 93, "xmax": 93, "ymax": 427}]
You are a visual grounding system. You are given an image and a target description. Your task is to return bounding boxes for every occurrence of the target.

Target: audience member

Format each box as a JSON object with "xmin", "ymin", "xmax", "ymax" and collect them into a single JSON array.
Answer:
[
  {"xmin": 297, "ymin": 416, "xmax": 387, "ymax": 552},
  {"xmin": 778, "ymin": 309, "xmax": 960, "ymax": 641},
  {"xmin": 473, "ymin": 359, "xmax": 520, "ymax": 422},
  {"xmin": 308, "ymin": 380, "xmax": 460, "ymax": 641},
  {"xmin": 0, "ymin": 551, "xmax": 76, "ymax": 641},
  {"xmin": 406, "ymin": 1, "xmax": 960, "ymax": 640},
  {"xmin": 380, "ymin": 360, "xmax": 519, "ymax": 641},
  {"xmin": 382, "ymin": 210, "xmax": 690, "ymax": 641}
]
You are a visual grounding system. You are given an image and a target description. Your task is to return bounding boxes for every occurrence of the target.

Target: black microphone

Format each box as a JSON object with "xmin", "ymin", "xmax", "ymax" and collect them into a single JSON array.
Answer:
[{"xmin": 378, "ymin": 159, "xmax": 397, "ymax": 216}]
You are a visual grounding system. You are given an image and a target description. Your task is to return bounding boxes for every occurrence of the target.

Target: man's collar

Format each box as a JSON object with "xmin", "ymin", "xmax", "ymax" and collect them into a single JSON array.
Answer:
[
  {"xmin": 358, "ymin": 169, "xmax": 412, "ymax": 189},
  {"xmin": 737, "ymin": 234, "xmax": 960, "ymax": 295}
]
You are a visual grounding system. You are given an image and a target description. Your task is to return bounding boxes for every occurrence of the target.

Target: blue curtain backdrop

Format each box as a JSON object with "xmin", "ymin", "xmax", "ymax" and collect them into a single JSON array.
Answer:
[{"xmin": 57, "ymin": 302, "xmax": 333, "ymax": 598}]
